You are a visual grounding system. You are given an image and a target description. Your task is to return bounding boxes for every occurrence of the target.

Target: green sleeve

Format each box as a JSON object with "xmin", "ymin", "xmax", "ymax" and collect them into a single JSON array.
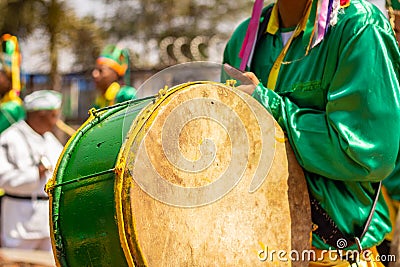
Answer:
[{"xmin": 252, "ymin": 24, "xmax": 400, "ymax": 183}]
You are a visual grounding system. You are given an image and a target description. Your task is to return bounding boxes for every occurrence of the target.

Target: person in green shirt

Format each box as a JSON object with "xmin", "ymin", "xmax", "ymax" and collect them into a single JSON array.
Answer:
[
  {"xmin": 0, "ymin": 34, "xmax": 25, "ymax": 134},
  {"xmin": 222, "ymin": 0, "xmax": 400, "ymax": 266},
  {"xmin": 92, "ymin": 44, "xmax": 137, "ymax": 109}
]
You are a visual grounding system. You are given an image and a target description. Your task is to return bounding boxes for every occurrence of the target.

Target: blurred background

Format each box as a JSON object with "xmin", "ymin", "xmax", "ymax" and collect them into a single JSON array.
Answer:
[{"xmin": 0, "ymin": 0, "xmax": 274, "ymax": 129}]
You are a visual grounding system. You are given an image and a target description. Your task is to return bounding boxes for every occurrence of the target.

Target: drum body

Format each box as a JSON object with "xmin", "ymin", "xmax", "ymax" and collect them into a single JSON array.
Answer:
[{"xmin": 47, "ymin": 81, "xmax": 311, "ymax": 266}]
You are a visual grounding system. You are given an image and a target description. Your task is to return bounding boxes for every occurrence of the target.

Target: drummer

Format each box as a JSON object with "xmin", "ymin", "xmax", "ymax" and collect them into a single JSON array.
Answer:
[
  {"xmin": 0, "ymin": 90, "xmax": 63, "ymax": 251},
  {"xmin": 92, "ymin": 44, "xmax": 137, "ymax": 109},
  {"xmin": 222, "ymin": 0, "xmax": 400, "ymax": 266}
]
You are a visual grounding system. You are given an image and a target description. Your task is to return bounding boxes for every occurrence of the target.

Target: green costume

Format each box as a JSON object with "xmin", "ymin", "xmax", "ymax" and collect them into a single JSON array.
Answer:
[
  {"xmin": 93, "ymin": 44, "xmax": 137, "ymax": 109},
  {"xmin": 222, "ymin": 0, "xmax": 400, "ymax": 251}
]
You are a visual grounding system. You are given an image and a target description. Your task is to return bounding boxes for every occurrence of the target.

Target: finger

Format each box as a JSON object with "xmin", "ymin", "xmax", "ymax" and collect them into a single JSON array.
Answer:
[
  {"xmin": 243, "ymin": 72, "xmax": 260, "ymax": 86},
  {"xmin": 223, "ymin": 63, "xmax": 253, "ymax": 85}
]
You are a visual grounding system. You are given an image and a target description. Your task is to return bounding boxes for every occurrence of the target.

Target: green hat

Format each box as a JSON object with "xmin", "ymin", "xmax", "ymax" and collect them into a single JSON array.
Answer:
[
  {"xmin": 96, "ymin": 44, "xmax": 130, "ymax": 76},
  {"xmin": 96, "ymin": 44, "xmax": 131, "ymax": 85},
  {"xmin": 24, "ymin": 90, "xmax": 62, "ymax": 111}
]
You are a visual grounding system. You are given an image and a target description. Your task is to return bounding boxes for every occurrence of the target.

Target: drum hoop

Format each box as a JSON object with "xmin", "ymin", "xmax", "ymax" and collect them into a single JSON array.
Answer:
[{"xmin": 115, "ymin": 81, "xmax": 233, "ymax": 266}]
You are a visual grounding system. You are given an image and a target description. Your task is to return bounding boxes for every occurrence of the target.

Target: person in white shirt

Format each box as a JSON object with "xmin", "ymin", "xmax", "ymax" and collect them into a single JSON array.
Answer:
[{"xmin": 0, "ymin": 90, "xmax": 63, "ymax": 251}]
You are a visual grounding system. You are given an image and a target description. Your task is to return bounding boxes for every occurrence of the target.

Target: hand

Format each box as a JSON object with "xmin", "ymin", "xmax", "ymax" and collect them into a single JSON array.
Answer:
[
  {"xmin": 38, "ymin": 163, "xmax": 48, "ymax": 179},
  {"xmin": 223, "ymin": 63, "xmax": 260, "ymax": 95},
  {"xmin": 38, "ymin": 156, "xmax": 52, "ymax": 179}
]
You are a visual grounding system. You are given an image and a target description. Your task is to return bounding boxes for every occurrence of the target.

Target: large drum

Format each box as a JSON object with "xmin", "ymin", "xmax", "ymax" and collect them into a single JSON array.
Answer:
[{"xmin": 46, "ymin": 77, "xmax": 311, "ymax": 266}]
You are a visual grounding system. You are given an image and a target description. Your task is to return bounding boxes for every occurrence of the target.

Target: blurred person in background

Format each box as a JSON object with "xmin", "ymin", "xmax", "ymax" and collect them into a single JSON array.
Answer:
[
  {"xmin": 92, "ymin": 44, "xmax": 137, "ymax": 109},
  {"xmin": 0, "ymin": 90, "xmax": 63, "ymax": 251},
  {"xmin": 0, "ymin": 34, "xmax": 25, "ymax": 134},
  {"xmin": 0, "ymin": 34, "xmax": 25, "ymax": 247}
]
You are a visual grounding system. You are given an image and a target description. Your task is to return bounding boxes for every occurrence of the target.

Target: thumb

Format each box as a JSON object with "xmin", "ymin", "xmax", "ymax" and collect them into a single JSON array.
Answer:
[
  {"xmin": 224, "ymin": 64, "xmax": 251, "ymax": 85},
  {"xmin": 242, "ymin": 72, "xmax": 260, "ymax": 86}
]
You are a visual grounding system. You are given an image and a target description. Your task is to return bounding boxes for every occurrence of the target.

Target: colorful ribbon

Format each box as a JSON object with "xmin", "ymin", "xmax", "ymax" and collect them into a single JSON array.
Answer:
[
  {"xmin": 1, "ymin": 34, "xmax": 21, "ymax": 95},
  {"xmin": 239, "ymin": 0, "xmax": 264, "ymax": 71}
]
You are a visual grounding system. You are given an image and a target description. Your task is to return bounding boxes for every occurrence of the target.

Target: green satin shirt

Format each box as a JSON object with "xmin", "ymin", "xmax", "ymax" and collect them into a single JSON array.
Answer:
[{"xmin": 222, "ymin": 0, "xmax": 400, "ymax": 250}]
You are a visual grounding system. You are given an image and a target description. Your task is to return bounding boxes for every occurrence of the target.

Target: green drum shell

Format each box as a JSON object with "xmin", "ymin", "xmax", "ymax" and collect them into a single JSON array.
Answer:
[{"xmin": 48, "ymin": 98, "xmax": 153, "ymax": 267}]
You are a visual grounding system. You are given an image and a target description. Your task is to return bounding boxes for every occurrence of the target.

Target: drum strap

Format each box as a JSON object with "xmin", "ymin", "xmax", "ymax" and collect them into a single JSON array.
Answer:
[{"xmin": 311, "ymin": 181, "xmax": 382, "ymax": 251}]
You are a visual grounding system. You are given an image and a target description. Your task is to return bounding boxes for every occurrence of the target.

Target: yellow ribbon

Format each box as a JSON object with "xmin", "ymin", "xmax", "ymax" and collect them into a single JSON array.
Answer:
[
  {"xmin": 11, "ymin": 49, "xmax": 21, "ymax": 92},
  {"xmin": 267, "ymin": 1, "xmax": 313, "ymax": 90},
  {"xmin": 95, "ymin": 82, "xmax": 120, "ymax": 108},
  {"xmin": 0, "ymin": 90, "xmax": 22, "ymax": 105}
]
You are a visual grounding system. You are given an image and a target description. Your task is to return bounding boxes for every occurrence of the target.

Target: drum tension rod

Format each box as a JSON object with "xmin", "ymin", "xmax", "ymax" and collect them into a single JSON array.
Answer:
[{"xmin": 46, "ymin": 168, "xmax": 116, "ymax": 191}]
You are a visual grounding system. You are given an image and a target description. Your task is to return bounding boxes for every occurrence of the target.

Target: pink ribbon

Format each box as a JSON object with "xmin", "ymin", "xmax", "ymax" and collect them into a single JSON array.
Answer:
[{"xmin": 239, "ymin": 0, "xmax": 264, "ymax": 71}]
